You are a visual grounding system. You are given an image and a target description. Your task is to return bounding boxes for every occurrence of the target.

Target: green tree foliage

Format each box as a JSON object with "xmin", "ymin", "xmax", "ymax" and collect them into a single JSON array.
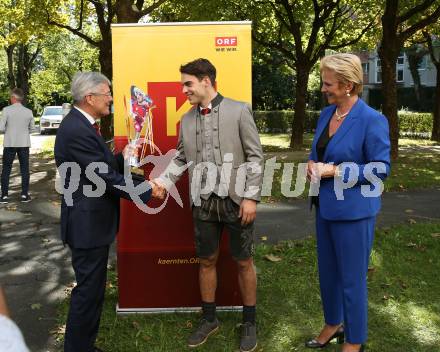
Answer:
[
  {"xmin": 154, "ymin": 0, "xmax": 379, "ymax": 149},
  {"xmin": 246, "ymin": 0, "xmax": 379, "ymax": 149},
  {"xmin": 0, "ymin": 0, "xmax": 52, "ymax": 101},
  {"xmin": 253, "ymin": 49, "xmax": 295, "ymax": 110},
  {"xmin": 30, "ymin": 32, "xmax": 99, "ymax": 112},
  {"xmin": 378, "ymin": 0, "xmax": 440, "ymax": 159},
  {"xmin": 0, "ymin": 52, "xmax": 9, "ymax": 107},
  {"xmin": 40, "ymin": 0, "xmax": 168, "ymax": 139}
]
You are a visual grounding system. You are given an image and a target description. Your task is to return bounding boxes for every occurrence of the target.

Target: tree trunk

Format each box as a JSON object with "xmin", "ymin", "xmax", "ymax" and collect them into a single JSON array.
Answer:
[
  {"xmin": 379, "ymin": 1, "xmax": 400, "ymax": 160},
  {"xmin": 98, "ymin": 39, "xmax": 113, "ymax": 141},
  {"xmin": 6, "ymin": 45, "xmax": 16, "ymax": 89},
  {"xmin": 378, "ymin": 46, "xmax": 399, "ymax": 160},
  {"xmin": 101, "ymin": 0, "xmax": 146, "ymax": 142},
  {"xmin": 115, "ymin": 0, "xmax": 143, "ymax": 23},
  {"xmin": 407, "ymin": 52, "xmax": 422, "ymax": 110},
  {"xmin": 289, "ymin": 65, "xmax": 309, "ymax": 150},
  {"xmin": 432, "ymin": 64, "xmax": 440, "ymax": 142},
  {"xmin": 16, "ymin": 45, "xmax": 31, "ymax": 103}
]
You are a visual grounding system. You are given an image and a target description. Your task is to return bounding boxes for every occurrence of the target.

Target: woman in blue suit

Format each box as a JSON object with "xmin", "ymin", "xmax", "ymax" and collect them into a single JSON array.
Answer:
[{"xmin": 305, "ymin": 54, "xmax": 391, "ymax": 352}]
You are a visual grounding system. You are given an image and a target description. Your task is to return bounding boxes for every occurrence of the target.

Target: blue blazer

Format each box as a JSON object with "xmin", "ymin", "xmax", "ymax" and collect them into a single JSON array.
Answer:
[
  {"xmin": 54, "ymin": 108, "xmax": 152, "ymax": 248},
  {"xmin": 309, "ymin": 99, "xmax": 391, "ymax": 221}
]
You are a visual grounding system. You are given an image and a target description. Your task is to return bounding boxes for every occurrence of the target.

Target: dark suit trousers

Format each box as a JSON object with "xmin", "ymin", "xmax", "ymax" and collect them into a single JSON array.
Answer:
[
  {"xmin": 64, "ymin": 245, "xmax": 109, "ymax": 352},
  {"xmin": 1, "ymin": 147, "xmax": 30, "ymax": 196}
]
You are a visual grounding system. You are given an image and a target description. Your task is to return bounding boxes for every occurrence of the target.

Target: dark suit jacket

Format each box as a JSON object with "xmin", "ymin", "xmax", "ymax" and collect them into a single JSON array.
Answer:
[
  {"xmin": 54, "ymin": 107, "xmax": 151, "ymax": 248},
  {"xmin": 309, "ymin": 99, "xmax": 391, "ymax": 221}
]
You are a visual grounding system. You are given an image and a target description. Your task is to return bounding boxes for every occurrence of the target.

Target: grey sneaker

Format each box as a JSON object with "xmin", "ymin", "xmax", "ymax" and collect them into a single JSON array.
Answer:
[
  {"xmin": 0, "ymin": 196, "xmax": 8, "ymax": 204},
  {"xmin": 240, "ymin": 322, "xmax": 257, "ymax": 352},
  {"xmin": 187, "ymin": 318, "xmax": 219, "ymax": 348}
]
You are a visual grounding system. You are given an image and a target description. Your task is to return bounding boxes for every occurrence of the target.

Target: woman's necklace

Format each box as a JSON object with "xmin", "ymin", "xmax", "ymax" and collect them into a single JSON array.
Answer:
[{"xmin": 335, "ymin": 107, "xmax": 350, "ymax": 121}]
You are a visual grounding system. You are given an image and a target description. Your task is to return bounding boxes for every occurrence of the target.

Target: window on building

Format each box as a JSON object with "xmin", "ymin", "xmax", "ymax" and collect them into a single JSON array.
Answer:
[
  {"xmin": 417, "ymin": 56, "xmax": 427, "ymax": 70},
  {"xmin": 375, "ymin": 55, "xmax": 404, "ymax": 83},
  {"xmin": 396, "ymin": 53, "xmax": 404, "ymax": 82},
  {"xmin": 362, "ymin": 62, "xmax": 369, "ymax": 74},
  {"xmin": 376, "ymin": 59, "xmax": 381, "ymax": 83}
]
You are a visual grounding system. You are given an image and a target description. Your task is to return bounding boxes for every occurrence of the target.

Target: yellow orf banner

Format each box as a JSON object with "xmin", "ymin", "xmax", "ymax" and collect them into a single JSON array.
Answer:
[{"xmin": 112, "ymin": 21, "xmax": 252, "ymax": 312}]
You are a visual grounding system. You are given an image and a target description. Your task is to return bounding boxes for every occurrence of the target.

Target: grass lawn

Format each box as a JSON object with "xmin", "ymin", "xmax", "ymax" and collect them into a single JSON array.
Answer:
[
  {"xmin": 260, "ymin": 133, "xmax": 440, "ymax": 202},
  {"xmin": 38, "ymin": 135, "xmax": 56, "ymax": 158},
  {"xmin": 55, "ymin": 222, "xmax": 440, "ymax": 351}
]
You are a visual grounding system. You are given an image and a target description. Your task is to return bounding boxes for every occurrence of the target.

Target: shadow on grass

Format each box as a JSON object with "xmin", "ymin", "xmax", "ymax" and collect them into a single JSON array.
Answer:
[{"xmin": 367, "ymin": 223, "xmax": 440, "ymax": 351}]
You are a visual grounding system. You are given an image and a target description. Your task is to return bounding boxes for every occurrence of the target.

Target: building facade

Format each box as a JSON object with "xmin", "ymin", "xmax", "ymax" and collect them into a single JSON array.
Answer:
[{"xmin": 358, "ymin": 45, "xmax": 439, "ymax": 106}]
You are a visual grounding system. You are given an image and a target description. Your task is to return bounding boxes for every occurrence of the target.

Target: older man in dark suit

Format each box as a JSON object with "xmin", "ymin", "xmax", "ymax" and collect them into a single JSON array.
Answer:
[{"xmin": 55, "ymin": 72, "xmax": 161, "ymax": 352}]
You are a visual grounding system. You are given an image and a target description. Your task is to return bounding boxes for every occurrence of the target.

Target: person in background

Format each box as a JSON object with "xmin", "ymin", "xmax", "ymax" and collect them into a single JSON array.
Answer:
[
  {"xmin": 0, "ymin": 88, "xmax": 36, "ymax": 204},
  {"xmin": 305, "ymin": 53, "xmax": 390, "ymax": 352}
]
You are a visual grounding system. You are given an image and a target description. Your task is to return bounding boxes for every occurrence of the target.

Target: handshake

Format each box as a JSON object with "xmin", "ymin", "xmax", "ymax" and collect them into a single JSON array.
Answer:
[
  {"xmin": 122, "ymin": 144, "xmax": 168, "ymax": 201},
  {"xmin": 148, "ymin": 178, "xmax": 168, "ymax": 200}
]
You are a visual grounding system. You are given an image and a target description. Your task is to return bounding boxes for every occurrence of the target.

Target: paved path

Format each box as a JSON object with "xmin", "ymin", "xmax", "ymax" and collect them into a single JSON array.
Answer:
[
  {"xmin": 256, "ymin": 188, "xmax": 440, "ymax": 242},
  {"xmin": 0, "ymin": 135, "xmax": 439, "ymax": 351}
]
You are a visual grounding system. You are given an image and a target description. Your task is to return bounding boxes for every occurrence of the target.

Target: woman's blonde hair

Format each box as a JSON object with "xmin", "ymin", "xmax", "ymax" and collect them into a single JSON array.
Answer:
[{"xmin": 320, "ymin": 53, "xmax": 363, "ymax": 95}]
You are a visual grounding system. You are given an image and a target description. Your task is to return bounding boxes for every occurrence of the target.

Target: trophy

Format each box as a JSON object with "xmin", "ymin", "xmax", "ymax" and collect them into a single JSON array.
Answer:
[{"xmin": 123, "ymin": 86, "xmax": 156, "ymax": 169}]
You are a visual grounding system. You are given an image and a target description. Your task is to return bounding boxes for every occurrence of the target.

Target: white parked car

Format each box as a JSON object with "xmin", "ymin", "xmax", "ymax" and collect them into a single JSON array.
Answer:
[{"xmin": 40, "ymin": 106, "xmax": 63, "ymax": 134}]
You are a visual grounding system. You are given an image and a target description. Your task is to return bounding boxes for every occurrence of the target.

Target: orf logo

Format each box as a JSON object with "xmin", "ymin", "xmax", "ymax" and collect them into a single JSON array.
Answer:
[{"xmin": 215, "ymin": 36, "xmax": 237, "ymax": 47}]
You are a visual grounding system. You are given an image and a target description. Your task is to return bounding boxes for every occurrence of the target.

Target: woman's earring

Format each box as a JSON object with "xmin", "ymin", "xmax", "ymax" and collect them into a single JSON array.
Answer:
[{"xmin": 346, "ymin": 90, "xmax": 351, "ymax": 97}]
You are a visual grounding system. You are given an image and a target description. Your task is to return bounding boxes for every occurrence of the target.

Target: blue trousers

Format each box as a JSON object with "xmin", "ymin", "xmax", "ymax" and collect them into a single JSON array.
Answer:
[
  {"xmin": 1, "ymin": 147, "xmax": 30, "ymax": 196},
  {"xmin": 316, "ymin": 210, "xmax": 375, "ymax": 344}
]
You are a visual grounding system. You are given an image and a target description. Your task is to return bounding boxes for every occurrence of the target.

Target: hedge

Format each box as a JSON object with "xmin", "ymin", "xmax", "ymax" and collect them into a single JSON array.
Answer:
[
  {"xmin": 254, "ymin": 110, "xmax": 320, "ymax": 133},
  {"xmin": 254, "ymin": 110, "xmax": 433, "ymax": 137},
  {"xmin": 369, "ymin": 87, "xmax": 436, "ymax": 113},
  {"xmin": 398, "ymin": 111, "xmax": 433, "ymax": 134}
]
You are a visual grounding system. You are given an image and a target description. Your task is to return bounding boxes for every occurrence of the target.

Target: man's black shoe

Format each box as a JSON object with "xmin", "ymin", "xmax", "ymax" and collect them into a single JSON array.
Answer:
[{"xmin": 0, "ymin": 196, "xmax": 8, "ymax": 204}]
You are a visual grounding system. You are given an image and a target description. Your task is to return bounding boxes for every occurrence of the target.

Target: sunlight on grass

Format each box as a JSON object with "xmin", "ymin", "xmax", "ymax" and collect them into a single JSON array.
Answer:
[
  {"xmin": 399, "ymin": 138, "xmax": 439, "ymax": 147},
  {"xmin": 369, "ymin": 248, "xmax": 383, "ymax": 269},
  {"xmin": 58, "ymin": 222, "xmax": 440, "ymax": 351},
  {"xmin": 261, "ymin": 133, "xmax": 440, "ymax": 150},
  {"xmin": 55, "ymin": 222, "xmax": 440, "ymax": 351},
  {"xmin": 370, "ymin": 299, "xmax": 440, "ymax": 348},
  {"xmin": 265, "ymin": 322, "xmax": 296, "ymax": 351},
  {"xmin": 260, "ymin": 133, "xmax": 314, "ymax": 151},
  {"xmin": 407, "ymin": 302, "xmax": 440, "ymax": 345},
  {"xmin": 260, "ymin": 133, "xmax": 291, "ymax": 148},
  {"xmin": 260, "ymin": 133, "xmax": 440, "ymax": 201},
  {"xmin": 42, "ymin": 137, "xmax": 55, "ymax": 152}
]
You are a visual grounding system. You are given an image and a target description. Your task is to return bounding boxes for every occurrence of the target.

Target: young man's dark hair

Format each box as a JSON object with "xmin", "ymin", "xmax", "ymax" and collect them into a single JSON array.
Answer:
[{"xmin": 180, "ymin": 58, "xmax": 216, "ymax": 86}]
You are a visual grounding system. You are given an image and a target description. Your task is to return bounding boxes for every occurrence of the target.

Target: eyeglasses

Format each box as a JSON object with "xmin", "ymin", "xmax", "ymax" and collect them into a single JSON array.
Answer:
[{"xmin": 87, "ymin": 91, "xmax": 112, "ymax": 97}]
